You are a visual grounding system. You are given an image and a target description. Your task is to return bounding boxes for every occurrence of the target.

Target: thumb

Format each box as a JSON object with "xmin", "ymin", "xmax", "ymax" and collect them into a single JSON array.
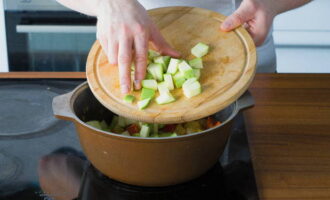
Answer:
[{"xmin": 220, "ymin": 3, "xmax": 252, "ymax": 31}]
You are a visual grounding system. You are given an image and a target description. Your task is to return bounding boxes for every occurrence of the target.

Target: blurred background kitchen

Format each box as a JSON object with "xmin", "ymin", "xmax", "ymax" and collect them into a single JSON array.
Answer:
[{"xmin": 0, "ymin": 0, "xmax": 329, "ymax": 73}]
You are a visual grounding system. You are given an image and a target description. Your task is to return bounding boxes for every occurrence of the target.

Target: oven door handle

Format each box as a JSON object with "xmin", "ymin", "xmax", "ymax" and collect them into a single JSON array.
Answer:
[{"xmin": 16, "ymin": 25, "xmax": 96, "ymax": 33}]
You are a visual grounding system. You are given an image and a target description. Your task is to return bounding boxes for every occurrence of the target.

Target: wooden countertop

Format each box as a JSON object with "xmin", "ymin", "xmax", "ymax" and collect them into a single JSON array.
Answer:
[{"xmin": 1, "ymin": 72, "xmax": 330, "ymax": 199}]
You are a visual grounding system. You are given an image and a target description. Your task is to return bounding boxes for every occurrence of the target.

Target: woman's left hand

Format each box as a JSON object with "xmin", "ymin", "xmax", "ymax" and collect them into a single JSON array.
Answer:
[{"xmin": 220, "ymin": 0, "xmax": 277, "ymax": 46}]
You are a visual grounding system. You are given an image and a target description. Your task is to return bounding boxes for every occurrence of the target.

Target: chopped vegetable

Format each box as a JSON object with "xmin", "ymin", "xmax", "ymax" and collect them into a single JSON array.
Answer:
[
  {"xmin": 121, "ymin": 131, "xmax": 130, "ymax": 136},
  {"xmin": 141, "ymin": 88, "xmax": 155, "ymax": 100},
  {"xmin": 147, "ymin": 63, "xmax": 164, "ymax": 81},
  {"xmin": 119, "ymin": 42, "xmax": 211, "ymax": 111},
  {"xmin": 174, "ymin": 124, "xmax": 186, "ymax": 135},
  {"xmin": 109, "ymin": 116, "xmax": 119, "ymax": 130},
  {"xmin": 156, "ymin": 93, "xmax": 175, "ymax": 105},
  {"xmin": 191, "ymin": 42, "xmax": 209, "ymax": 58},
  {"xmin": 85, "ymin": 115, "xmax": 221, "ymax": 138},
  {"xmin": 163, "ymin": 74, "xmax": 174, "ymax": 90},
  {"xmin": 140, "ymin": 124, "xmax": 151, "ymax": 137},
  {"xmin": 189, "ymin": 58, "xmax": 203, "ymax": 69},
  {"xmin": 148, "ymin": 49, "xmax": 160, "ymax": 59},
  {"xmin": 157, "ymin": 82, "xmax": 170, "ymax": 94},
  {"xmin": 127, "ymin": 124, "xmax": 140, "ymax": 135},
  {"xmin": 154, "ymin": 56, "xmax": 171, "ymax": 71},
  {"xmin": 173, "ymin": 72, "xmax": 186, "ymax": 88},
  {"xmin": 158, "ymin": 132, "xmax": 177, "ymax": 137},
  {"xmin": 166, "ymin": 58, "xmax": 180, "ymax": 74},
  {"xmin": 123, "ymin": 95, "xmax": 135, "ymax": 103},
  {"xmin": 86, "ymin": 120, "xmax": 102, "ymax": 129},
  {"xmin": 193, "ymin": 69, "xmax": 201, "ymax": 80},
  {"xmin": 152, "ymin": 124, "xmax": 159, "ymax": 135},
  {"xmin": 137, "ymin": 98, "xmax": 151, "ymax": 110},
  {"xmin": 118, "ymin": 116, "xmax": 126, "ymax": 127},
  {"xmin": 182, "ymin": 78, "xmax": 202, "ymax": 98},
  {"xmin": 142, "ymin": 79, "xmax": 158, "ymax": 90},
  {"xmin": 100, "ymin": 120, "xmax": 109, "ymax": 131},
  {"xmin": 178, "ymin": 61, "xmax": 194, "ymax": 79},
  {"xmin": 160, "ymin": 124, "xmax": 177, "ymax": 132},
  {"xmin": 132, "ymin": 133, "xmax": 140, "ymax": 137},
  {"xmin": 146, "ymin": 72, "xmax": 154, "ymax": 79}
]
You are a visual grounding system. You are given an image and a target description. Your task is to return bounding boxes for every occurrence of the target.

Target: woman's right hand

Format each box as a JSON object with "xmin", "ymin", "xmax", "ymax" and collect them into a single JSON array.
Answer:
[{"xmin": 96, "ymin": 0, "xmax": 180, "ymax": 94}]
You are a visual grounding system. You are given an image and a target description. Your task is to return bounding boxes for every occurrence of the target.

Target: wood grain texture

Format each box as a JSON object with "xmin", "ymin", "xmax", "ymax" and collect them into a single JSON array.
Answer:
[
  {"xmin": 86, "ymin": 6, "xmax": 256, "ymax": 124},
  {"xmin": 245, "ymin": 74, "xmax": 330, "ymax": 200}
]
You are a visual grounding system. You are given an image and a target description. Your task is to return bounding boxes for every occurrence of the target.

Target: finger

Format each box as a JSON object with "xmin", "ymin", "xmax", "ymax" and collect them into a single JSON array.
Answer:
[
  {"xmin": 108, "ymin": 39, "xmax": 118, "ymax": 65},
  {"xmin": 246, "ymin": 14, "xmax": 272, "ymax": 46},
  {"xmin": 133, "ymin": 32, "xmax": 148, "ymax": 90},
  {"xmin": 150, "ymin": 25, "xmax": 180, "ymax": 57},
  {"xmin": 97, "ymin": 35, "xmax": 108, "ymax": 58},
  {"xmin": 220, "ymin": 2, "xmax": 253, "ymax": 31},
  {"xmin": 118, "ymin": 36, "xmax": 133, "ymax": 94}
]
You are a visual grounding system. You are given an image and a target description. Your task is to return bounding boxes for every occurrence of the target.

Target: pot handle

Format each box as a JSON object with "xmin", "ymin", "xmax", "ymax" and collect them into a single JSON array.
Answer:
[
  {"xmin": 52, "ymin": 91, "xmax": 76, "ymax": 121},
  {"xmin": 236, "ymin": 90, "xmax": 255, "ymax": 111}
]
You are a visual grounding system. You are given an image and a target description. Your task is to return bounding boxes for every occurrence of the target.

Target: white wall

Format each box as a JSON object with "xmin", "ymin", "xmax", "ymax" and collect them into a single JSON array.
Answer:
[
  {"xmin": 0, "ymin": 0, "xmax": 8, "ymax": 72},
  {"xmin": 274, "ymin": 0, "xmax": 330, "ymax": 73}
]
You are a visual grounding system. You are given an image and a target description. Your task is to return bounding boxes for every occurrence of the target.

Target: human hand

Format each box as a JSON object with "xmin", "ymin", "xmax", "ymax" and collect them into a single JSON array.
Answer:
[
  {"xmin": 96, "ymin": 0, "xmax": 180, "ymax": 93},
  {"xmin": 220, "ymin": 0, "xmax": 277, "ymax": 46}
]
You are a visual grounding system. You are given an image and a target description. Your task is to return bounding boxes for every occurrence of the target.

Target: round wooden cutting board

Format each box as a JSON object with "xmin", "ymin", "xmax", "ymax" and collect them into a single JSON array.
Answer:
[{"xmin": 86, "ymin": 7, "xmax": 256, "ymax": 124}]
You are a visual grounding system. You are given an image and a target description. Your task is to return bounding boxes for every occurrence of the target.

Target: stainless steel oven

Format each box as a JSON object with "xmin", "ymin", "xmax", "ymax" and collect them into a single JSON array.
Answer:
[{"xmin": 4, "ymin": 0, "xmax": 97, "ymax": 72}]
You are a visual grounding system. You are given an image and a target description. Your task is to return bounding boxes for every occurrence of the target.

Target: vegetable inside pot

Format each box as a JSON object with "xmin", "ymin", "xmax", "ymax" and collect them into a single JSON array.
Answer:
[{"xmin": 86, "ymin": 115, "xmax": 221, "ymax": 138}]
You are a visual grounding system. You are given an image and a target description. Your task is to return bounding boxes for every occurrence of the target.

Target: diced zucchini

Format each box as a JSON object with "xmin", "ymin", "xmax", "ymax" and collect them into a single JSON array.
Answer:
[
  {"xmin": 157, "ymin": 82, "xmax": 170, "ymax": 95},
  {"xmin": 148, "ymin": 49, "xmax": 160, "ymax": 59},
  {"xmin": 156, "ymin": 92, "xmax": 175, "ymax": 105},
  {"xmin": 191, "ymin": 42, "xmax": 209, "ymax": 58},
  {"xmin": 86, "ymin": 120, "xmax": 102, "ymax": 129},
  {"xmin": 173, "ymin": 72, "xmax": 186, "ymax": 88},
  {"xmin": 178, "ymin": 61, "xmax": 194, "ymax": 79},
  {"xmin": 189, "ymin": 58, "xmax": 203, "ymax": 69},
  {"xmin": 154, "ymin": 56, "xmax": 170, "ymax": 71},
  {"xmin": 121, "ymin": 131, "xmax": 130, "ymax": 136},
  {"xmin": 112, "ymin": 125, "xmax": 124, "ymax": 134},
  {"xmin": 140, "ymin": 124, "xmax": 151, "ymax": 137},
  {"xmin": 132, "ymin": 133, "xmax": 140, "ymax": 137},
  {"xmin": 109, "ymin": 116, "xmax": 119, "ymax": 130},
  {"xmin": 182, "ymin": 79, "xmax": 202, "ymax": 98},
  {"xmin": 141, "ymin": 88, "xmax": 155, "ymax": 100},
  {"xmin": 193, "ymin": 69, "xmax": 201, "ymax": 80},
  {"xmin": 147, "ymin": 63, "xmax": 164, "ymax": 81},
  {"xmin": 100, "ymin": 120, "xmax": 109, "ymax": 131},
  {"xmin": 158, "ymin": 132, "xmax": 177, "ymax": 137},
  {"xmin": 146, "ymin": 72, "xmax": 154, "ymax": 79},
  {"xmin": 142, "ymin": 79, "xmax": 158, "ymax": 90},
  {"xmin": 123, "ymin": 94, "xmax": 135, "ymax": 103},
  {"xmin": 137, "ymin": 98, "xmax": 151, "ymax": 110},
  {"xmin": 118, "ymin": 116, "xmax": 126, "ymax": 127},
  {"xmin": 152, "ymin": 123, "xmax": 159, "ymax": 135},
  {"xmin": 183, "ymin": 77, "xmax": 198, "ymax": 85},
  {"xmin": 166, "ymin": 58, "xmax": 180, "ymax": 74},
  {"xmin": 163, "ymin": 74, "xmax": 175, "ymax": 90}
]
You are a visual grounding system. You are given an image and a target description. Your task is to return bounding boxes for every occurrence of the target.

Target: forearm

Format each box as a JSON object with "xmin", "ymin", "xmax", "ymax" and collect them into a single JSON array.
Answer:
[
  {"xmin": 274, "ymin": 0, "xmax": 312, "ymax": 15},
  {"xmin": 57, "ymin": 0, "xmax": 137, "ymax": 17},
  {"xmin": 56, "ymin": 0, "xmax": 101, "ymax": 16}
]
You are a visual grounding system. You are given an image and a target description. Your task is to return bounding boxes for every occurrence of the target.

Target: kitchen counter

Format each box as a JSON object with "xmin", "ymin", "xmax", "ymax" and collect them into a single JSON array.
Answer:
[{"xmin": 1, "ymin": 72, "xmax": 330, "ymax": 199}]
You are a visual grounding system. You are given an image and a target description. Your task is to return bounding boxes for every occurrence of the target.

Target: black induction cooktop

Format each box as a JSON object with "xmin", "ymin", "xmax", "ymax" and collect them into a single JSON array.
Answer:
[{"xmin": 0, "ymin": 79, "xmax": 259, "ymax": 200}]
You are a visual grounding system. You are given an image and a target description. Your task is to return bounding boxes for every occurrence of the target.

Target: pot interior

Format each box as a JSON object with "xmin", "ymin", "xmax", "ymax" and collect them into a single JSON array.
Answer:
[{"xmin": 73, "ymin": 85, "xmax": 237, "ymax": 128}]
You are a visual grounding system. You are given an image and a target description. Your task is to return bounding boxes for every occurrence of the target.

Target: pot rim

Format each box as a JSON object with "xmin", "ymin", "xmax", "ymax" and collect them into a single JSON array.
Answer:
[{"xmin": 70, "ymin": 82, "xmax": 240, "ymax": 142}]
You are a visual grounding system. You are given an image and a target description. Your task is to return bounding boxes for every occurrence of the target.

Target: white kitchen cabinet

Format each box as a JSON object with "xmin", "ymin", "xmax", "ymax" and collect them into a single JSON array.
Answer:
[{"xmin": 274, "ymin": 0, "xmax": 330, "ymax": 73}]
